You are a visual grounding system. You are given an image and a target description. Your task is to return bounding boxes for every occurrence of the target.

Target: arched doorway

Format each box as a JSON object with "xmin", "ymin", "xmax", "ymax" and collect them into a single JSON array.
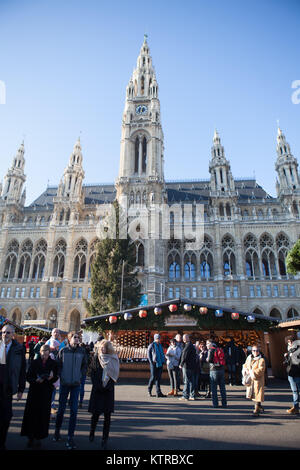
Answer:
[
  {"xmin": 24, "ymin": 308, "xmax": 38, "ymax": 323},
  {"xmin": 47, "ymin": 309, "xmax": 58, "ymax": 329},
  {"xmin": 69, "ymin": 310, "xmax": 81, "ymax": 332},
  {"xmin": 11, "ymin": 308, "xmax": 22, "ymax": 325},
  {"xmin": 269, "ymin": 308, "xmax": 282, "ymax": 319}
]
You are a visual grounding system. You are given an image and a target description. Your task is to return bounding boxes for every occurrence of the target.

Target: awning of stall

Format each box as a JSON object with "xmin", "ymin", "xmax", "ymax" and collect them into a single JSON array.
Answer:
[
  {"xmin": 0, "ymin": 314, "xmax": 24, "ymax": 333},
  {"xmin": 83, "ymin": 297, "xmax": 280, "ymax": 332},
  {"xmin": 22, "ymin": 325, "xmax": 68, "ymax": 337}
]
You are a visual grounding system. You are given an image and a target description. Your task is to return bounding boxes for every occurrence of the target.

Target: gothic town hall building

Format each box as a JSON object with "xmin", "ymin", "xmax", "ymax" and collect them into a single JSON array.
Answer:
[{"xmin": 0, "ymin": 37, "xmax": 299, "ymax": 332}]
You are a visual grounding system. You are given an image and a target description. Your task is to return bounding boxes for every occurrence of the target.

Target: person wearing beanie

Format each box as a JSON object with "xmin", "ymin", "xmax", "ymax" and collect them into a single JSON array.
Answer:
[{"xmin": 147, "ymin": 334, "xmax": 166, "ymax": 398}]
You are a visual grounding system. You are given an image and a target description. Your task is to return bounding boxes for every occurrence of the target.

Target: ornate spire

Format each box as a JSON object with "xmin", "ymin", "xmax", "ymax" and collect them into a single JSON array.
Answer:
[
  {"xmin": 275, "ymin": 127, "xmax": 300, "ymax": 197},
  {"xmin": 1, "ymin": 141, "xmax": 26, "ymax": 205}
]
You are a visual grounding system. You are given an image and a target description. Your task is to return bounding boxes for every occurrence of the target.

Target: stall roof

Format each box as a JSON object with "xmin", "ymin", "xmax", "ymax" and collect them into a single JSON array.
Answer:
[
  {"xmin": 22, "ymin": 326, "xmax": 68, "ymax": 335},
  {"xmin": 0, "ymin": 315, "xmax": 24, "ymax": 333},
  {"xmin": 83, "ymin": 297, "xmax": 280, "ymax": 325}
]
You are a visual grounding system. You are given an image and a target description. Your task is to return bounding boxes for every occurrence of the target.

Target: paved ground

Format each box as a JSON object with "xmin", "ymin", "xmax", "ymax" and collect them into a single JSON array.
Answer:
[{"xmin": 5, "ymin": 374, "xmax": 300, "ymax": 452}]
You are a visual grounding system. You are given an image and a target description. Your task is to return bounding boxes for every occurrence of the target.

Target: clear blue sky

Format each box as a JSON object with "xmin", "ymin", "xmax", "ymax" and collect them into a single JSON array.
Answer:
[{"xmin": 0, "ymin": 0, "xmax": 299, "ymax": 204}]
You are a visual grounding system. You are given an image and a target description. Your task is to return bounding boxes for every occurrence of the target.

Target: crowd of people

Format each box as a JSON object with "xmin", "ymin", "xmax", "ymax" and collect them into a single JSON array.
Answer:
[
  {"xmin": 147, "ymin": 332, "xmax": 300, "ymax": 416},
  {"xmin": 0, "ymin": 325, "xmax": 119, "ymax": 450},
  {"xmin": 0, "ymin": 324, "xmax": 299, "ymax": 451}
]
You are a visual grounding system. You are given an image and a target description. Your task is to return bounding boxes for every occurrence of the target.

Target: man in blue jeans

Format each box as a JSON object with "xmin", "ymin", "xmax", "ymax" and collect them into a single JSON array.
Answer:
[
  {"xmin": 147, "ymin": 334, "xmax": 166, "ymax": 397},
  {"xmin": 178, "ymin": 334, "xmax": 197, "ymax": 401},
  {"xmin": 206, "ymin": 338, "xmax": 227, "ymax": 408},
  {"xmin": 285, "ymin": 333, "xmax": 300, "ymax": 415},
  {"xmin": 53, "ymin": 331, "xmax": 88, "ymax": 449}
]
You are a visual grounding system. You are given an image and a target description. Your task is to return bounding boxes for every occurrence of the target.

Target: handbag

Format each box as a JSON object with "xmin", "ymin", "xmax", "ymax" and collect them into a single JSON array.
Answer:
[{"xmin": 242, "ymin": 370, "xmax": 252, "ymax": 386}]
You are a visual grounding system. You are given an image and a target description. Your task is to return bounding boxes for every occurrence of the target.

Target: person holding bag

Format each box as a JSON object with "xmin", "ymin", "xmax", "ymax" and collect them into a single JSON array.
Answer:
[
  {"xmin": 166, "ymin": 338, "xmax": 181, "ymax": 396},
  {"xmin": 88, "ymin": 339, "xmax": 119, "ymax": 450},
  {"xmin": 242, "ymin": 345, "xmax": 266, "ymax": 416}
]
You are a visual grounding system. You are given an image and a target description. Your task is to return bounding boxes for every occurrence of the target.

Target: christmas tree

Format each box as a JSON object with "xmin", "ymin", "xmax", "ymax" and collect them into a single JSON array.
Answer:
[
  {"xmin": 85, "ymin": 200, "xmax": 141, "ymax": 317},
  {"xmin": 286, "ymin": 239, "xmax": 300, "ymax": 275}
]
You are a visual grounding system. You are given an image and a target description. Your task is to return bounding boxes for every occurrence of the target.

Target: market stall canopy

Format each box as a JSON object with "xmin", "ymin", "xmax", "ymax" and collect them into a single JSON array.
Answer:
[
  {"xmin": 22, "ymin": 325, "xmax": 68, "ymax": 336},
  {"xmin": 83, "ymin": 297, "xmax": 280, "ymax": 332},
  {"xmin": 0, "ymin": 314, "xmax": 24, "ymax": 333}
]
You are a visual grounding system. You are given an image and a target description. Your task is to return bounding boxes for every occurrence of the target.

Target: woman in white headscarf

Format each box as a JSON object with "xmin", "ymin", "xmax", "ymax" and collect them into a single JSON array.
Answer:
[
  {"xmin": 242, "ymin": 344, "xmax": 266, "ymax": 415},
  {"xmin": 88, "ymin": 339, "xmax": 119, "ymax": 449}
]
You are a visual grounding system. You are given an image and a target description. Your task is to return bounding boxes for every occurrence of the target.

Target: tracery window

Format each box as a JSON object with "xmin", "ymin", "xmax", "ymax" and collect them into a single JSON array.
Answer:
[
  {"xmin": 260, "ymin": 233, "xmax": 277, "ymax": 278},
  {"xmin": 168, "ymin": 251, "xmax": 181, "ymax": 280},
  {"xmin": 18, "ymin": 239, "xmax": 33, "ymax": 280},
  {"xmin": 52, "ymin": 239, "xmax": 67, "ymax": 278},
  {"xmin": 200, "ymin": 236, "xmax": 213, "ymax": 279},
  {"xmin": 244, "ymin": 234, "xmax": 260, "ymax": 278},
  {"xmin": 222, "ymin": 235, "xmax": 236, "ymax": 276},
  {"xmin": 73, "ymin": 239, "xmax": 87, "ymax": 282},
  {"xmin": 184, "ymin": 253, "xmax": 196, "ymax": 280},
  {"xmin": 3, "ymin": 240, "xmax": 19, "ymax": 280},
  {"xmin": 32, "ymin": 239, "xmax": 47, "ymax": 281},
  {"xmin": 136, "ymin": 242, "xmax": 145, "ymax": 267},
  {"xmin": 276, "ymin": 233, "xmax": 290, "ymax": 276}
]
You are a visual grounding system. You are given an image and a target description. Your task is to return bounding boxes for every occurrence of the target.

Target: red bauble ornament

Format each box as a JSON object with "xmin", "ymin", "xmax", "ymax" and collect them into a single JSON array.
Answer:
[
  {"xmin": 231, "ymin": 312, "xmax": 239, "ymax": 320},
  {"xmin": 169, "ymin": 304, "xmax": 178, "ymax": 312},
  {"xmin": 109, "ymin": 315, "xmax": 117, "ymax": 324},
  {"xmin": 199, "ymin": 307, "xmax": 208, "ymax": 315},
  {"xmin": 139, "ymin": 309, "xmax": 147, "ymax": 318},
  {"xmin": 154, "ymin": 307, "xmax": 162, "ymax": 315}
]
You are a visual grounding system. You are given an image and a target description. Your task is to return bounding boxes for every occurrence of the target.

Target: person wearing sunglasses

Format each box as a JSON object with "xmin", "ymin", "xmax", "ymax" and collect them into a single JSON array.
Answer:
[
  {"xmin": 53, "ymin": 331, "xmax": 88, "ymax": 449},
  {"xmin": 242, "ymin": 345, "xmax": 266, "ymax": 416},
  {"xmin": 0, "ymin": 323, "xmax": 26, "ymax": 449}
]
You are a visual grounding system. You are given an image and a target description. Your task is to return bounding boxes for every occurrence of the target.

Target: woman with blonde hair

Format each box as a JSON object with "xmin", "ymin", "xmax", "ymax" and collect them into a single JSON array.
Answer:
[
  {"xmin": 242, "ymin": 344, "xmax": 266, "ymax": 416},
  {"xmin": 88, "ymin": 339, "xmax": 119, "ymax": 449}
]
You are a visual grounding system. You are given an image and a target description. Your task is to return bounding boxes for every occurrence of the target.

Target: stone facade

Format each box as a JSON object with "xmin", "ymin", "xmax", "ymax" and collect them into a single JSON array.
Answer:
[{"xmin": 0, "ymin": 37, "xmax": 299, "ymax": 331}]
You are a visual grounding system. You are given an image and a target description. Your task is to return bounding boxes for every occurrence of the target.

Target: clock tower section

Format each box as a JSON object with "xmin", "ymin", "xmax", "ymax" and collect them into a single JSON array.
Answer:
[
  {"xmin": 116, "ymin": 35, "xmax": 166, "ymax": 206},
  {"xmin": 116, "ymin": 36, "xmax": 167, "ymax": 305}
]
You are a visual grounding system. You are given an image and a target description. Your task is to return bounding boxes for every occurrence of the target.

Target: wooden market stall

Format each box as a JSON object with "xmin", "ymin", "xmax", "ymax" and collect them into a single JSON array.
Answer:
[
  {"xmin": 267, "ymin": 318, "xmax": 300, "ymax": 380},
  {"xmin": 83, "ymin": 298, "xmax": 279, "ymax": 379}
]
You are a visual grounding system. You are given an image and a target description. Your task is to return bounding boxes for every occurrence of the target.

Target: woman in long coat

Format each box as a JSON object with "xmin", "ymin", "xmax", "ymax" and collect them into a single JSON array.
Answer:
[
  {"xmin": 88, "ymin": 339, "xmax": 119, "ymax": 449},
  {"xmin": 242, "ymin": 345, "xmax": 266, "ymax": 415},
  {"xmin": 21, "ymin": 344, "xmax": 58, "ymax": 447}
]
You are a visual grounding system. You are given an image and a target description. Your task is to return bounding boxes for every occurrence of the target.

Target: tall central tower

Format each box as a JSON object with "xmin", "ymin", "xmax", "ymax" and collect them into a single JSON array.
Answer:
[
  {"xmin": 116, "ymin": 36, "xmax": 167, "ymax": 305},
  {"xmin": 116, "ymin": 35, "xmax": 166, "ymax": 207}
]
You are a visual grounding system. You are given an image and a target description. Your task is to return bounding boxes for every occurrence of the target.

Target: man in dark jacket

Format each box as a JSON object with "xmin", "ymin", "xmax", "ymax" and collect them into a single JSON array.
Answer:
[
  {"xmin": 179, "ymin": 334, "xmax": 197, "ymax": 401},
  {"xmin": 224, "ymin": 338, "xmax": 240, "ymax": 385},
  {"xmin": 285, "ymin": 333, "xmax": 300, "ymax": 415},
  {"xmin": 147, "ymin": 334, "xmax": 166, "ymax": 397},
  {"xmin": 0, "ymin": 324, "xmax": 26, "ymax": 449},
  {"xmin": 53, "ymin": 331, "xmax": 88, "ymax": 449}
]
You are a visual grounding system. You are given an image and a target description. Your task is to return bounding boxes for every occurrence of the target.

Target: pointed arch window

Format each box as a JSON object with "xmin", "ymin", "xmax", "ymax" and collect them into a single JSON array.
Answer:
[
  {"xmin": 3, "ymin": 240, "xmax": 19, "ymax": 280},
  {"xmin": 276, "ymin": 233, "xmax": 290, "ymax": 277},
  {"xmin": 134, "ymin": 137, "xmax": 139, "ymax": 173},
  {"xmin": 32, "ymin": 240, "xmax": 47, "ymax": 281},
  {"xmin": 136, "ymin": 242, "xmax": 145, "ymax": 267},
  {"xmin": 52, "ymin": 239, "xmax": 67, "ymax": 278},
  {"xmin": 168, "ymin": 251, "xmax": 181, "ymax": 280},
  {"xmin": 18, "ymin": 240, "xmax": 33, "ymax": 281},
  {"xmin": 73, "ymin": 239, "xmax": 88, "ymax": 282},
  {"xmin": 142, "ymin": 137, "xmax": 147, "ymax": 173},
  {"xmin": 222, "ymin": 235, "xmax": 236, "ymax": 276},
  {"xmin": 141, "ymin": 76, "xmax": 145, "ymax": 95}
]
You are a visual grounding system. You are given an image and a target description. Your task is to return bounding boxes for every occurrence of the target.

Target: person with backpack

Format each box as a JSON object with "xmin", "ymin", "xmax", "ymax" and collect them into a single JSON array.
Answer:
[{"xmin": 206, "ymin": 338, "xmax": 227, "ymax": 408}]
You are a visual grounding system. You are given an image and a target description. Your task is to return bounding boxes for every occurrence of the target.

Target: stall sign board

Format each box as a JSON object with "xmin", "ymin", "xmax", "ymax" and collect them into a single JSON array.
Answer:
[{"xmin": 165, "ymin": 314, "xmax": 197, "ymax": 327}]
